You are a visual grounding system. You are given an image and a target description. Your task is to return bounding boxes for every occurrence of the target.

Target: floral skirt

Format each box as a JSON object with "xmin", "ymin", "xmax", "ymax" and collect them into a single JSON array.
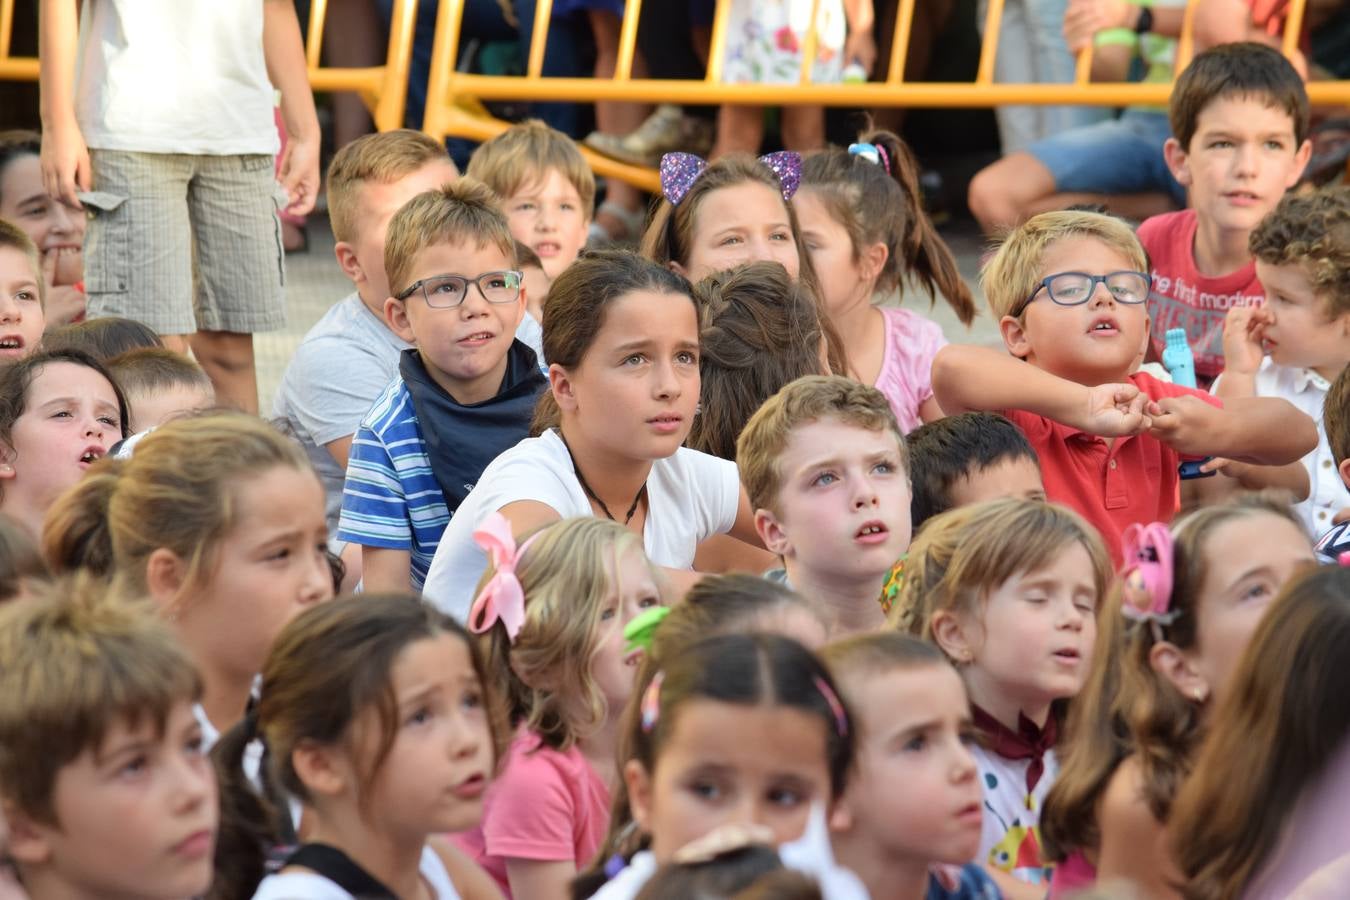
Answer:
[{"xmin": 721, "ymin": 0, "xmax": 846, "ymax": 85}]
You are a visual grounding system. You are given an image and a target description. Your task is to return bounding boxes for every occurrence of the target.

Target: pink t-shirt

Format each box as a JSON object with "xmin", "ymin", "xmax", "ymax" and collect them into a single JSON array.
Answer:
[
  {"xmin": 451, "ymin": 731, "xmax": 611, "ymax": 897},
  {"xmin": 1137, "ymin": 209, "xmax": 1264, "ymax": 382},
  {"xmin": 873, "ymin": 306, "xmax": 947, "ymax": 434}
]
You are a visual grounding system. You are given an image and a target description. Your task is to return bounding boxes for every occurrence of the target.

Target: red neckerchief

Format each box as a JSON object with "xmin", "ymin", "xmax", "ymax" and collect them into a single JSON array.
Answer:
[{"xmin": 972, "ymin": 704, "xmax": 1058, "ymax": 795}]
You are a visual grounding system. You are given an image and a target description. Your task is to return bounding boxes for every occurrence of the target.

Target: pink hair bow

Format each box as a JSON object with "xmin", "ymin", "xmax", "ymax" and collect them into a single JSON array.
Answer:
[
  {"xmin": 659, "ymin": 151, "xmax": 802, "ymax": 205},
  {"xmin": 467, "ymin": 512, "xmax": 541, "ymax": 642},
  {"xmin": 1120, "ymin": 522, "xmax": 1177, "ymax": 632}
]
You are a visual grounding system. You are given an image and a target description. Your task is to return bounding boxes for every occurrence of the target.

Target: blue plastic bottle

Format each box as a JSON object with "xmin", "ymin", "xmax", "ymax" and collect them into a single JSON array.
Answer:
[
  {"xmin": 1162, "ymin": 327, "xmax": 1196, "ymax": 389},
  {"xmin": 1161, "ymin": 328, "xmax": 1213, "ymax": 478}
]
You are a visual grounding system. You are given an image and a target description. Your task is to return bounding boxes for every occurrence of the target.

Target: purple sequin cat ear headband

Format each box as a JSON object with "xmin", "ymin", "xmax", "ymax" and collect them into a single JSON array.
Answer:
[{"xmin": 659, "ymin": 151, "xmax": 803, "ymax": 205}]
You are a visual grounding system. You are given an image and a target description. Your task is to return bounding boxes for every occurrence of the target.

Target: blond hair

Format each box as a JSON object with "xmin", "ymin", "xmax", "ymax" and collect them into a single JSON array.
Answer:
[
  {"xmin": 736, "ymin": 375, "xmax": 905, "ymax": 514},
  {"xmin": 479, "ymin": 517, "xmax": 652, "ymax": 750},
  {"xmin": 107, "ymin": 348, "xmax": 213, "ymax": 402},
  {"xmin": 325, "ymin": 129, "xmax": 453, "ymax": 244},
  {"xmin": 0, "ymin": 574, "xmax": 200, "ymax": 824},
  {"xmin": 383, "ymin": 178, "xmax": 518, "ymax": 299},
  {"xmin": 981, "ymin": 211, "xmax": 1148, "ymax": 320},
  {"xmin": 1249, "ymin": 186, "xmax": 1350, "ymax": 319},
  {"xmin": 42, "ymin": 411, "xmax": 313, "ymax": 598},
  {"xmin": 0, "ymin": 217, "xmax": 44, "ymax": 309},
  {"xmin": 466, "ymin": 119, "xmax": 596, "ymax": 217},
  {"xmin": 889, "ymin": 497, "xmax": 1113, "ymax": 643}
]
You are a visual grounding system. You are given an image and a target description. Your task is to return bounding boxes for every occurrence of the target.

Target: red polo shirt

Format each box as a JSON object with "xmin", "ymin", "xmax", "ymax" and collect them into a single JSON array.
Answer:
[{"xmin": 1003, "ymin": 372, "xmax": 1222, "ymax": 565}]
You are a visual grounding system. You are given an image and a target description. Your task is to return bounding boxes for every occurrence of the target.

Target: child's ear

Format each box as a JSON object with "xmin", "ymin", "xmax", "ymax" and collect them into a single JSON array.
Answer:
[
  {"xmin": 1162, "ymin": 137, "xmax": 1191, "ymax": 187},
  {"xmin": 1149, "ymin": 640, "xmax": 1209, "ymax": 705},
  {"xmin": 623, "ymin": 759, "xmax": 654, "ymax": 833},
  {"xmin": 549, "ymin": 363, "xmax": 578, "ymax": 413},
  {"xmin": 4, "ymin": 804, "xmax": 54, "ymax": 866},
  {"xmin": 754, "ymin": 508, "xmax": 791, "ymax": 558},
  {"xmin": 0, "ymin": 445, "xmax": 14, "ymax": 480},
  {"xmin": 930, "ymin": 609, "xmax": 976, "ymax": 665},
  {"xmin": 860, "ymin": 241, "xmax": 889, "ymax": 284},
  {"xmin": 999, "ymin": 315, "xmax": 1033, "ymax": 361},
  {"xmin": 383, "ymin": 297, "xmax": 416, "ymax": 344},
  {"xmin": 828, "ymin": 792, "xmax": 857, "ymax": 835},
  {"xmin": 1338, "ymin": 457, "xmax": 1350, "ymax": 492},
  {"xmin": 145, "ymin": 548, "xmax": 187, "ymax": 612},
  {"xmin": 1289, "ymin": 139, "xmax": 1313, "ymax": 187},
  {"xmin": 290, "ymin": 739, "xmax": 351, "ymax": 799},
  {"xmin": 667, "ymin": 259, "xmax": 688, "ymax": 279},
  {"xmin": 334, "ymin": 241, "xmax": 364, "ymax": 286}
]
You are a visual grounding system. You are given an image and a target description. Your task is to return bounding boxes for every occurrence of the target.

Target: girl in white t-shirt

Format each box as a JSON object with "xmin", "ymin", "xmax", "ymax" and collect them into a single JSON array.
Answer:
[
  {"xmin": 212, "ymin": 594, "xmax": 504, "ymax": 900},
  {"xmin": 422, "ymin": 250, "xmax": 761, "ymax": 619}
]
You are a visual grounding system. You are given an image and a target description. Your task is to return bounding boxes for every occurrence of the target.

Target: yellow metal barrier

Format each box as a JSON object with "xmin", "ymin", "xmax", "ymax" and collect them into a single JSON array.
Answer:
[
  {"xmin": 422, "ymin": 0, "xmax": 1350, "ymax": 192},
  {"xmin": 0, "ymin": 0, "xmax": 419, "ymax": 134}
]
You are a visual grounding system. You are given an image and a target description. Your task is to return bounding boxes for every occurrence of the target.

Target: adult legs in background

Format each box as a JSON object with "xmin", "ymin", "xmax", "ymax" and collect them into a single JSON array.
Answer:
[
  {"xmin": 323, "ymin": 0, "xmax": 382, "ymax": 146},
  {"xmin": 587, "ymin": 9, "xmax": 651, "ymax": 240}
]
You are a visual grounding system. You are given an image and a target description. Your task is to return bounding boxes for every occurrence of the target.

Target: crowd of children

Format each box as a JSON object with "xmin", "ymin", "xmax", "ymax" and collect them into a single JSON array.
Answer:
[{"xmin": 0, "ymin": 27, "xmax": 1346, "ymax": 900}]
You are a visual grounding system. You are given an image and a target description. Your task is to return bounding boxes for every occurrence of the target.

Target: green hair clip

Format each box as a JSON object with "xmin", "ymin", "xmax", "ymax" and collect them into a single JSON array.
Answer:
[{"xmin": 624, "ymin": 606, "xmax": 671, "ymax": 654}]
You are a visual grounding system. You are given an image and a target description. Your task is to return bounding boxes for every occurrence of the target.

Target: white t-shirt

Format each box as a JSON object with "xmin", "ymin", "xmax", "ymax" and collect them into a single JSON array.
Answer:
[
  {"xmin": 251, "ymin": 846, "xmax": 460, "ymax": 900},
  {"xmin": 1213, "ymin": 358, "xmax": 1349, "ymax": 536},
  {"xmin": 421, "ymin": 429, "xmax": 741, "ymax": 621},
  {"xmin": 75, "ymin": 0, "xmax": 279, "ymax": 154}
]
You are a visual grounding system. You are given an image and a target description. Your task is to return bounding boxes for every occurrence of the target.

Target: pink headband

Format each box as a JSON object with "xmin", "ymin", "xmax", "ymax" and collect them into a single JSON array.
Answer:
[
  {"xmin": 467, "ymin": 512, "xmax": 543, "ymax": 643},
  {"xmin": 1120, "ymin": 522, "xmax": 1177, "ymax": 635},
  {"xmin": 660, "ymin": 151, "xmax": 803, "ymax": 205}
]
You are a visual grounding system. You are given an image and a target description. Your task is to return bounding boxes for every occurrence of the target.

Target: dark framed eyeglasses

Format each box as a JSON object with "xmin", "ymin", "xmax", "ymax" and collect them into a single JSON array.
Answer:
[
  {"xmin": 1012, "ymin": 270, "xmax": 1152, "ymax": 318},
  {"xmin": 395, "ymin": 270, "xmax": 523, "ymax": 308}
]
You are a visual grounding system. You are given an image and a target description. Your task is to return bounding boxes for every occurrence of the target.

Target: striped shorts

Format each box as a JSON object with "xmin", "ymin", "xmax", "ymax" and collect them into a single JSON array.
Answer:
[{"xmin": 83, "ymin": 149, "xmax": 288, "ymax": 335}]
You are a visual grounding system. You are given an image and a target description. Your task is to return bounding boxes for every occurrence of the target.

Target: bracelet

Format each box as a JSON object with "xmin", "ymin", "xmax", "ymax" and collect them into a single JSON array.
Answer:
[{"xmin": 1135, "ymin": 6, "xmax": 1154, "ymax": 33}]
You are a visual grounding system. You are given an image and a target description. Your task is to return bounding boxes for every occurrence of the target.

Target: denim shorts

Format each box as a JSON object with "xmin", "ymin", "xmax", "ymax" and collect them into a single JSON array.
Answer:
[
  {"xmin": 83, "ymin": 149, "xmax": 288, "ymax": 335},
  {"xmin": 1026, "ymin": 108, "xmax": 1186, "ymax": 206}
]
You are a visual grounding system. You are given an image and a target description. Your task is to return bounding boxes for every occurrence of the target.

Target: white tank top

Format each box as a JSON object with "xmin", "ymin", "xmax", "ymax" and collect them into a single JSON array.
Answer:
[{"xmin": 250, "ymin": 846, "xmax": 461, "ymax": 900}]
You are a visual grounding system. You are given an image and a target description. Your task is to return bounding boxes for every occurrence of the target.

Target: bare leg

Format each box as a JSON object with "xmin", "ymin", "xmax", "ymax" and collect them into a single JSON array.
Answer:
[
  {"xmin": 189, "ymin": 331, "xmax": 259, "ymax": 414},
  {"xmin": 714, "ymin": 105, "xmax": 765, "ymax": 157},
  {"xmin": 1024, "ymin": 191, "xmax": 1178, "ymax": 223},
  {"xmin": 589, "ymin": 10, "xmax": 651, "ymax": 236},
  {"xmin": 323, "ymin": 0, "xmax": 382, "ymax": 146},
  {"xmin": 967, "ymin": 151, "xmax": 1060, "ymax": 234},
  {"xmin": 781, "ymin": 105, "xmax": 826, "ymax": 153}
]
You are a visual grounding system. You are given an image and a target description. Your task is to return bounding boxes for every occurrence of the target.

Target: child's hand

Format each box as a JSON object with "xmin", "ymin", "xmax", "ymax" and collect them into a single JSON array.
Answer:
[
  {"xmin": 1221, "ymin": 305, "xmax": 1270, "ymax": 377},
  {"xmin": 40, "ymin": 118, "xmax": 90, "ymax": 210},
  {"xmin": 277, "ymin": 131, "xmax": 320, "ymax": 217},
  {"xmin": 1081, "ymin": 382, "xmax": 1151, "ymax": 436},
  {"xmin": 1146, "ymin": 395, "xmax": 1224, "ymax": 455},
  {"xmin": 843, "ymin": 27, "xmax": 877, "ymax": 76},
  {"xmin": 1063, "ymin": 0, "xmax": 1133, "ymax": 52}
]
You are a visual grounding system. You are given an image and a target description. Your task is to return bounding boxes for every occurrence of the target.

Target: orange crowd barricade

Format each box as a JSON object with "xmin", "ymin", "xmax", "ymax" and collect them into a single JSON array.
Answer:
[
  {"xmin": 422, "ymin": 0, "xmax": 1350, "ymax": 192},
  {"xmin": 0, "ymin": 0, "xmax": 419, "ymax": 134}
]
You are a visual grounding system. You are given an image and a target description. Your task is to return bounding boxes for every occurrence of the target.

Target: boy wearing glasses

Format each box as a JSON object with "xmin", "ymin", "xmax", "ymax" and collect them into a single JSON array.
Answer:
[
  {"xmin": 339, "ymin": 179, "xmax": 546, "ymax": 593},
  {"xmin": 932, "ymin": 209, "xmax": 1315, "ymax": 563}
]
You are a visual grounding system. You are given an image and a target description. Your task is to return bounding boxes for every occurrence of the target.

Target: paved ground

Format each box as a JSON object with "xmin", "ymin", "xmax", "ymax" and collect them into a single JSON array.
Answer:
[{"xmin": 257, "ymin": 216, "xmax": 1004, "ymax": 411}]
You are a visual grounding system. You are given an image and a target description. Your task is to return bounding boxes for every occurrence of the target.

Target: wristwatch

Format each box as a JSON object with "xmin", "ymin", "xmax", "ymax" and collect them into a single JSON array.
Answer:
[{"xmin": 1135, "ymin": 6, "xmax": 1154, "ymax": 33}]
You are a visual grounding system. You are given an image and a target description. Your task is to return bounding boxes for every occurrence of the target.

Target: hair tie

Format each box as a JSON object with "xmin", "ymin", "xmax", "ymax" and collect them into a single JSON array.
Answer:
[
  {"xmin": 623, "ymin": 605, "xmax": 670, "ymax": 655},
  {"xmin": 1120, "ymin": 522, "xmax": 1177, "ymax": 638},
  {"xmin": 1340, "ymin": 550, "xmax": 1350, "ymax": 568},
  {"xmin": 847, "ymin": 141, "xmax": 890, "ymax": 174},
  {"xmin": 813, "ymin": 675, "xmax": 849, "ymax": 737},
  {"xmin": 640, "ymin": 670, "xmax": 664, "ymax": 733},
  {"xmin": 468, "ymin": 512, "xmax": 543, "ymax": 642},
  {"xmin": 660, "ymin": 151, "xmax": 803, "ymax": 205}
]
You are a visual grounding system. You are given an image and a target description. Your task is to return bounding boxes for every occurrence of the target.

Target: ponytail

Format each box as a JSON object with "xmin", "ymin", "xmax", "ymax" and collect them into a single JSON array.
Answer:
[
  {"xmin": 42, "ymin": 458, "xmax": 123, "ymax": 577},
  {"xmin": 207, "ymin": 715, "xmax": 288, "ymax": 900},
  {"xmin": 861, "ymin": 129, "xmax": 976, "ymax": 325}
]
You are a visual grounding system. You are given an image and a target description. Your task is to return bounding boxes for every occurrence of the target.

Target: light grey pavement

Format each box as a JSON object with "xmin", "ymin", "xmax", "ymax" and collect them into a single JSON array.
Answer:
[{"xmin": 257, "ymin": 217, "xmax": 1004, "ymax": 411}]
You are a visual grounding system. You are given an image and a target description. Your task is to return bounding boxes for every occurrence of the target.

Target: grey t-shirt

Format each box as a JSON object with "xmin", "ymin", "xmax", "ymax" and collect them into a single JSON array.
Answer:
[{"xmin": 273, "ymin": 293, "xmax": 409, "ymax": 540}]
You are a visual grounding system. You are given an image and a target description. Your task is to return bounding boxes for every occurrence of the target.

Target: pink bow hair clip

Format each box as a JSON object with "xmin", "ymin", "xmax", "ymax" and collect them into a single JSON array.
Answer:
[
  {"xmin": 659, "ymin": 151, "xmax": 802, "ymax": 205},
  {"xmin": 1120, "ymin": 522, "xmax": 1177, "ymax": 634},
  {"xmin": 467, "ymin": 512, "xmax": 542, "ymax": 642}
]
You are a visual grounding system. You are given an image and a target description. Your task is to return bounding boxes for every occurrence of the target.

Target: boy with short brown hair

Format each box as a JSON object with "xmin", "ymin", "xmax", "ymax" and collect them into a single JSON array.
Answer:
[
  {"xmin": 0, "ymin": 219, "xmax": 46, "ymax": 363},
  {"xmin": 737, "ymin": 375, "xmax": 912, "ymax": 636},
  {"xmin": 0, "ymin": 576, "xmax": 215, "ymax": 900}
]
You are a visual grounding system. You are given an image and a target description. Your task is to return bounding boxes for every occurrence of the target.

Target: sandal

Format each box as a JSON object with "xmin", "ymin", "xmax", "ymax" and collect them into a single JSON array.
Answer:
[{"xmin": 593, "ymin": 200, "xmax": 647, "ymax": 246}]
